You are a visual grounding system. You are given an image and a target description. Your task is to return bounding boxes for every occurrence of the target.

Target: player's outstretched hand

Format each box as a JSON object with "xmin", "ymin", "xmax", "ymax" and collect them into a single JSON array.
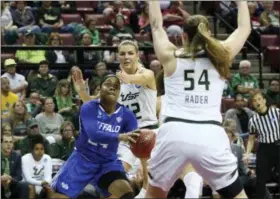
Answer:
[
  {"xmin": 118, "ymin": 130, "xmax": 140, "ymax": 144},
  {"xmin": 72, "ymin": 67, "xmax": 87, "ymax": 93}
]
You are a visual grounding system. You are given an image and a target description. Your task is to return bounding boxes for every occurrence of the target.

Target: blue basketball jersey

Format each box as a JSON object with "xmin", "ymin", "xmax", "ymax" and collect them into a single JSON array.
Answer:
[{"xmin": 75, "ymin": 99, "xmax": 138, "ymax": 163}]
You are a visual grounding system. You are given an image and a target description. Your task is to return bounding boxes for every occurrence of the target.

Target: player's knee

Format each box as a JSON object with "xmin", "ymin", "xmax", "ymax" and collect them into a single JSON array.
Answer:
[
  {"xmin": 108, "ymin": 179, "xmax": 134, "ymax": 198},
  {"xmin": 216, "ymin": 177, "xmax": 244, "ymax": 198}
]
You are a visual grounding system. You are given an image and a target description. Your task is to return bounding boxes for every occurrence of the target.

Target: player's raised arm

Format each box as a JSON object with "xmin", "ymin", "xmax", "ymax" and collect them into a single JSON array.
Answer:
[
  {"xmin": 221, "ymin": 1, "xmax": 251, "ymax": 59},
  {"xmin": 72, "ymin": 67, "xmax": 97, "ymax": 102},
  {"xmin": 148, "ymin": 1, "xmax": 177, "ymax": 70}
]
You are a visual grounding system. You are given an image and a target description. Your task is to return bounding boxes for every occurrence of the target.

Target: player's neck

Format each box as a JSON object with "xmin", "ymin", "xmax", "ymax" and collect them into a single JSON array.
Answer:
[{"xmin": 100, "ymin": 101, "xmax": 117, "ymax": 115}]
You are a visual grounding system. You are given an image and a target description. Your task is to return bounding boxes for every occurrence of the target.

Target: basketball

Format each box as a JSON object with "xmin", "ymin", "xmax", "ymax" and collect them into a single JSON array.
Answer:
[{"xmin": 130, "ymin": 129, "xmax": 156, "ymax": 158}]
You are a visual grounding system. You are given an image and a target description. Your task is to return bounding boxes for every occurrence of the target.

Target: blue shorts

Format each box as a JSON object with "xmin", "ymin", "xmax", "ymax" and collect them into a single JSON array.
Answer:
[{"xmin": 51, "ymin": 150, "xmax": 125, "ymax": 198}]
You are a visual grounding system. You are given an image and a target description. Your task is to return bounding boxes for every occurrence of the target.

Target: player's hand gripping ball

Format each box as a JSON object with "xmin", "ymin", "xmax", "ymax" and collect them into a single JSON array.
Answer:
[{"xmin": 130, "ymin": 129, "xmax": 156, "ymax": 158}]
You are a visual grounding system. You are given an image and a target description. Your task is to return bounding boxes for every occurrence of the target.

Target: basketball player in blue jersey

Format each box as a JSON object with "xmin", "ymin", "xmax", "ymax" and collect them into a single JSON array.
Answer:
[
  {"xmin": 72, "ymin": 41, "xmax": 158, "ymax": 174},
  {"xmin": 146, "ymin": 1, "xmax": 251, "ymax": 199},
  {"xmin": 50, "ymin": 75, "xmax": 139, "ymax": 199}
]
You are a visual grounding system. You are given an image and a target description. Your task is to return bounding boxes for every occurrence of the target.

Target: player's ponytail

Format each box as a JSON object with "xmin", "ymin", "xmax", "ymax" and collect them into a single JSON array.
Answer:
[{"xmin": 184, "ymin": 15, "xmax": 232, "ymax": 79}]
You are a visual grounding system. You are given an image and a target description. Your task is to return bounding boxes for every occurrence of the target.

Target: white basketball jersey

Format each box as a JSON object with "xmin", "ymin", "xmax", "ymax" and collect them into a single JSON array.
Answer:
[
  {"xmin": 159, "ymin": 95, "xmax": 166, "ymax": 126},
  {"xmin": 118, "ymin": 83, "xmax": 158, "ymax": 128},
  {"xmin": 164, "ymin": 53, "xmax": 225, "ymax": 123}
]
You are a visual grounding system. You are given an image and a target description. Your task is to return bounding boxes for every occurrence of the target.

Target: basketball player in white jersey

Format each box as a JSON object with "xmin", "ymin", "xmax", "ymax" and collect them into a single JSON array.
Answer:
[
  {"xmin": 71, "ymin": 40, "xmax": 158, "ymax": 172},
  {"xmin": 146, "ymin": 1, "xmax": 251, "ymax": 199},
  {"xmin": 156, "ymin": 70, "xmax": 203, "ymax": 198}
]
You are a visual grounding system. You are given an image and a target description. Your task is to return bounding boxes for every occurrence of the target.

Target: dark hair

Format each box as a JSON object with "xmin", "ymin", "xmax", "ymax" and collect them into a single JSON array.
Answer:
[
  {"xmin": 30, "ymin": 134, "xmax": 44, "ymax": 151},
  {"xmin": 1, "ymin": 133, "xmax": 13, "ymax": 143},
  {"xmin": 234, "ymin": 93, "xmax": 243, "ymax": 101},
  {"xmin": 100, "ymin": 74, "xmax": 119, "ymax": 86},
  {"xmin": 39, "ymin": 60, "xmax": 49, "ymax": 66}
]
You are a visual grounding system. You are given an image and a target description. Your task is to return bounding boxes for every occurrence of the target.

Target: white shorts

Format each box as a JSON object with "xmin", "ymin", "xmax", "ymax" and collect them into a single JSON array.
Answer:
[
  {"xmin": 117, "ymin": 128, "xmax": 159, "ymax": 169},
  {"xmin": 117, "ymin": 141, "xmax": 137, "ymax": 168},
  {"xmin": 148, "ymin": 121, "xmax": 238, "ymax": 192}
]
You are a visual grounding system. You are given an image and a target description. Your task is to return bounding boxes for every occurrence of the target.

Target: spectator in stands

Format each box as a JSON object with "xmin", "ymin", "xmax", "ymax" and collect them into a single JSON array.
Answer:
[
  {"xmin": 3, "ymin": 100, "xmax": 31, "ymax": 142},
  {"xmin": 50, "ymin": 121, "xmax": 75, "ymax": 161},
  {"xmin": 222, "ymin": 121, "xmax": 272, "ymax": 199},
  {"xmin": 109, "ymin": 14, "xmax": 135, "ymax": 41},
  {"xmin": 1, "ymin": 134, "xmax": 29, "ymax": 199},
  {"xmin": 1, "ymin": 123, "xmax": 13, "ymax": 136},
  {"xmin": 81, "ymin": 18, "xmax": 101, "ymax": 46},
  {"xmin": 45, "ymin": 32, "xmax": 72, "ymax": 64},
  {"xmin": 26, "ymin": 92, "xmax": 42, "ymax": 118},
  {"xmin": 21, "ymin": 134, "xmax": 52, "ymax": 198},
  {"xmin": 138, "ymin": 3, "xmax": 151, "ymax": 34},
  {"xmin": 1, "ymin": 59, "xmax": 28, "ymax": 100},
  {"xmin": 149, "ymin": 59, "xmax": 162, "ymax": 77},
  {"xmin": 225, "ymin": 93, "xmax": 255, "ymax": 138},
  {"xmin": 103, "ymin": 36, "xmax": 121, "ymax": 63},
  {"xmin": 248, "ymin": 2, "xmax": 260, "ymax": 28},
  {"xmin": 28, "ymin": 60, "xmax": 58, "ymax": 98},
  {"xmin": 231, "ymin": 60, "xmax": 259, "ymax": 99},
  {"xmin": 58, "ymin": 1, "xmax": 76, "ymax": 13},
  {"xmin": 103, "ymin": 1, "xmax": 131, "ymax": 25},
  {"xmin": 15, "ymin": 30, "xmax": 46, "ymax": 63},
  {"xmin": 90, "ymin": 84, "xmax": 101, "ymax": 98},
  {"xmin": 1, "ymin": 1, "xmax": 18, "ymax": 45},
  {"xmin": 67, "ymin": 66, "xmax": 80, "ymax": 99},
  {"xmin": 259, "ymin": 1, "xmax": 280, "ymax": 34},
  {"xmin": 14, "ymin": 118, "xmax": 50, "ymax": 156},
  {"xmin": 163, "ymin": 1, "xmax": 189, "ymax": 37},
  {"xmin": 90, "ymin": 62, "xmax": 109, "ymax": 91},
  {"xmin": 54, "ymin": 79, "xmax": 76, "ymax": 121},
  {"xmin": 223, "ymin": 119, "xmax": 245, "ymax": 149},
  {"xmin": 222, "ymin": 79, "xmax": 233, "ymax": 98},
  {"xmin": 35, "ymin": 97, "xmax": 64, "ymax": 141},
  {"xmin": 79, "ymin": 32, "xmax": 102, "ymax": 64},
  {"xmin": 11, "ymin": 1, "xmax": 41, "ymax": 34},
  {"xmin": 36, "ymin": 1, "xmax": 64, "ymax": 34},
  {"xmin": 1, "ymin": 77, "xmax": 18, "ymax": 119},
  {"xmin": 266, "ymin": 79, "xmax": 280, "ymax": 108}
]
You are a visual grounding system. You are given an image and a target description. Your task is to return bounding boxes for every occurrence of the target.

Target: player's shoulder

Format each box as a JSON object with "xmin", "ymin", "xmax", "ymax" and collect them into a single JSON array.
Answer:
[
  {"xmin": 138, "ymin": 66, "xmax": 154, "ymax": 76},
  {"xmin": 81, "ymin": 99, "xmax": 99, "ymax": 110},
  {"xmin": 42, "ymin": 154, "xmax": 52, "ymax": 162}
]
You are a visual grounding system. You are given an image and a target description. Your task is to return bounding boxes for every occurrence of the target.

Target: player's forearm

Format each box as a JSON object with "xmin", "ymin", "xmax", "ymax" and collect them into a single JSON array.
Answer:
[
  {"xmin": 126, "ymin": 73, "xmax": 148, "ymax": 86},
  {"xmin": 246, "ymin": 135, "xmax": 255, "ymax": 155},
  {"xmin": 149, "ymin": 1, "xmax": 163, "ymax": 30}
]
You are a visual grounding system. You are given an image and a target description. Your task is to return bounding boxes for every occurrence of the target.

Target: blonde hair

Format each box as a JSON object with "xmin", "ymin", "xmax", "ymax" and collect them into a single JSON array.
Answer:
[
  {"xmin": 183, "ymin": 15, "xmax": 232, "ymax": 79},
  {"xmin": 118, "ymin": 40, "xmax": 139, "ymax": 53}
]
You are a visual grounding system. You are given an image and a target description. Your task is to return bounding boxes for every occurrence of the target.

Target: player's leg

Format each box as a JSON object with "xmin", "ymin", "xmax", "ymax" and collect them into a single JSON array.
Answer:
[
  {"xmin": 145, "ymin": 123, "xmax": 189, "ymax": 198},
  {"xmin": 191, "ymin": 124, "xmax": 247, "ymax": 199},
  {"xmin": 50, "ymin": 151, "xmax": 98, "ymax": 199},
  {"xmin": 94, "ymin": 158, "xmax": 138, "ymax": 199},
  {"xmin": 180, "ymin": 164, "xmax": 203, "ymax": 198}
]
